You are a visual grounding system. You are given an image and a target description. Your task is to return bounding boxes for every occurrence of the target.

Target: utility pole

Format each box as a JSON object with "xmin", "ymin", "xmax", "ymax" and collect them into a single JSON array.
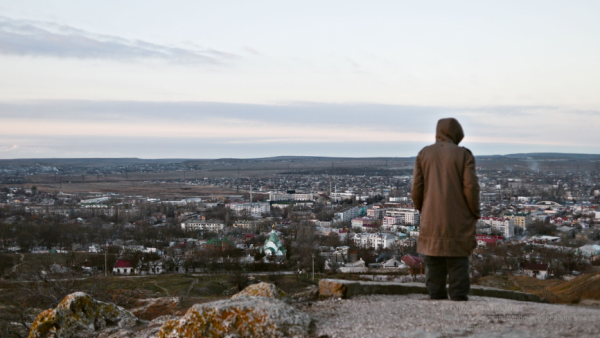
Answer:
[
  {"xmin": 312, "ymin": 254, "xmax": 315, "ymax": 280},
  {"xmin": 104, "ymin": 243, "xmax": 108, "ymax": 277}
]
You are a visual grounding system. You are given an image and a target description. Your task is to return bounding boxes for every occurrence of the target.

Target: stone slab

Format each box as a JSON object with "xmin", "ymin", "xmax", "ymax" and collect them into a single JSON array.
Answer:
[{"xmin": 319, "ymin": 279, "xmax": 548, "ymax": 303}]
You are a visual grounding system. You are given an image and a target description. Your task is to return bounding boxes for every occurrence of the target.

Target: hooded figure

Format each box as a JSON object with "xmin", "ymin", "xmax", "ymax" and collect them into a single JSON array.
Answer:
[
  {"xmin": 411, "ymin": 118, "xmax": 480, "ymax": 301},
  {"xmin": 412, "ymin": 118, "xmax": 480, "ymax": 256}
]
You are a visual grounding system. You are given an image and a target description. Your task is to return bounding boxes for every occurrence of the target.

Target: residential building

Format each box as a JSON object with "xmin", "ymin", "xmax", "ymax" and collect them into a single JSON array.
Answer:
[
  {"xmin": 522, "ymin": 263, "xmax": 549, "ymax": 280},
  {"xmin": 269, "ymin": 192, "xmax": 315, "ymax": 201},
  {"xmin": 351, "ymin": 217, "xmax": 378, "ymax": 230},
  {"xmin": 578, "ymin": 244, "xmax": 600, "ymax": 258},
  {"xmin": 181, "ymin": 219, "xmax": 225, "ymax": 233},
  {"xmin": 337, "ymin": 258, "xmax": 368, "ymax": 273},
  {"xmin": 381, "ymin": 257, "xmax": 407, "ymax": 269},
  {"xmin": 315, "ymin": 220, "xmax": 333, "ymax": 227},
  {"xmin": 513, "ymin": 213, "xmax": 532, "ymax": 229},
  {"xmin": 367, "ymin": 207, "xmax": 386, "ymax": 220},
  {"xmin": 409, "ymin": 229, "xmax": 420, "ymax": 238},
  {"xmin": 233, "ymin": 220, "xmax": 259, "ymax": 230},
  {"xmin": 385, "ymin": 208, "xmax": 420, "ymax": 225},
  {"xmin": 383, "ymin": 216, "xmax": 402, "ymax": 230},
  {"xmin": 335, "ymin": 206, "xmax": 364, "ymax": 222},
  {"xmin": 113, "ymin": 260, "xmax": 134, "ymax": 275},
  {"xmin": 226, "ymin": 202, "xmax": 270, "ymax": 217},
  {"xmin": 352, "ymin": 233, "xmax": 396, "ymax": 249},
  {"xmin": 481, "ymin": 217, "xmax": 515, "ymax": 238}
]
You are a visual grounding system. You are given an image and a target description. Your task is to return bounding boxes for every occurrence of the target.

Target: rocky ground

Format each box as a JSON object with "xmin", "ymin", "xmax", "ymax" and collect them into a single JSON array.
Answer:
[
  {"xmin": 25, "ymin": 280, "xmax": 600, "ymax": 338},
  {"xmin": 301, "ymin": 294, "xmax": 600, "ymax": 338}
]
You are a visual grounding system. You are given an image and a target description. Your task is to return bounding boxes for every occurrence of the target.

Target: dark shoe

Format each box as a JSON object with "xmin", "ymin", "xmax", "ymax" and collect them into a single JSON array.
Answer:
[
  {"xmin": 450, "ymin": 296, "xmax": 468, "ymax": 301},
  {"xmin": 429, "ymin": 295, "xmax": 448, "ymax": 300}
]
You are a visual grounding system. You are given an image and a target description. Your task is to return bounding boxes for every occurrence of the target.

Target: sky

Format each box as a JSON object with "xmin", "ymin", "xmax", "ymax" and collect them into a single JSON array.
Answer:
[{"xmin": 1, "ymin": 1, "xmax": 600, "ymax": 159}]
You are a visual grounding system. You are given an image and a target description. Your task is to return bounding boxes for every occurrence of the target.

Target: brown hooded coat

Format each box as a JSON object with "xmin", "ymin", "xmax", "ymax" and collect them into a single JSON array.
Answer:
[{"xmin": 412, "ymin": 118, "xmax": 480, "ymax": 257}]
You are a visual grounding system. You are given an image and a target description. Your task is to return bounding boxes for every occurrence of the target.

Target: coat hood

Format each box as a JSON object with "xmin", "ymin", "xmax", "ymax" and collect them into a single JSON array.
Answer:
[{"xmin": 436, "ymin": 118, "xmax": 464, "ymax": 145}]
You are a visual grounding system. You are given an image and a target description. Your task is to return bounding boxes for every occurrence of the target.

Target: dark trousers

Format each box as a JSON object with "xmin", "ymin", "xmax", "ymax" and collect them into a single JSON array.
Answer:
[{"xmin": 424, "ymin": 256, "xmax": 470, "ymax": 300}]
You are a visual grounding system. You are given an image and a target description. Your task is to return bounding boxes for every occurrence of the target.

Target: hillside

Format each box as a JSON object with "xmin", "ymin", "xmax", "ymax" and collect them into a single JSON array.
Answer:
[{"xmin": 476, "ymin": 272, "xmax": 600, "ymax": 304}]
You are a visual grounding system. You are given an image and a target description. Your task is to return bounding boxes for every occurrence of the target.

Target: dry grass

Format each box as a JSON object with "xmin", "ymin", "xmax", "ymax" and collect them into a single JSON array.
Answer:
[
  {"xmin": 544, "ymin": 273, "xmax": 600, "ymax": 303},
  {"xmin": 475, "ymin": 272, "xmax": 600, "ymax": 304}
]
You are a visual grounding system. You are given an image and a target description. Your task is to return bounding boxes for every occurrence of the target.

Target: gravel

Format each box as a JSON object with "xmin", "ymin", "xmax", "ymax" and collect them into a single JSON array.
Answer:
[{"xmin": 301, "ymin": 294, "xmax": 600, "ymax": 338}]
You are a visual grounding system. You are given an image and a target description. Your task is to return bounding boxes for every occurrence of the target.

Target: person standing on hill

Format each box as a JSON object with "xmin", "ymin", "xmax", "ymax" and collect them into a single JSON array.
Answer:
[{"xmin": 411, "ymin": 118, "xmax": 480, "ymax": 301}]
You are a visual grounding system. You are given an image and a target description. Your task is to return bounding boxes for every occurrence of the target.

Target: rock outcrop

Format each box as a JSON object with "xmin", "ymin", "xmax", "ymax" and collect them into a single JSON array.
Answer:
[
  {"xmin": 231, "ymin": 282, "xmax": 288, "ymax": 299},
  {"xmin": 29, "ymin": 292, "xmax": 137, "ymax": 338},
  {"xmin": 29, "ymin": 284, "xmax": 312, "ymax": 338},
  {"xmin": 130, "ymin": 297, "xmax": 181, "ymax": 320},
  {"xmin": 157, "ymin": 296, "xmax": 311, "ymax": 338}
]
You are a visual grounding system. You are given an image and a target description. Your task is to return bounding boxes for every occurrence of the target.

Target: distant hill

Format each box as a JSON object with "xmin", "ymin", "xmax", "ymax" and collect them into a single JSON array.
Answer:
[
  {"xmin": 0, "ymin": 152, "xmax": 598, "ymax": 167},
  {"xmin": 0, "ymin": 158, "xmax": 191, "ymax": 167},
  {"xmin": 501, "ymin": 153, "xmax": 600, "ymax": 159}
]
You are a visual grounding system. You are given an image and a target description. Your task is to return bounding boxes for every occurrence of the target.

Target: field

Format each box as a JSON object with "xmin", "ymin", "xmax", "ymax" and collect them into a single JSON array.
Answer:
[
  {"xmin": 28, "ymin": 180, "xmax": 236, "ymax": 199},
  {"xmin": 7, "ymin": 157, "xmax": 416, "ymax": 198}
]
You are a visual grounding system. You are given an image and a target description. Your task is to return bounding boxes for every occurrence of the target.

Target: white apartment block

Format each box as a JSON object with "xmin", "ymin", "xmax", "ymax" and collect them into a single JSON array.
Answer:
[
  {"xmin": 494, "ymin": 218, "xmax": 514, "ymax": 238},
  {"xmin": 269, "ymin": 192, "xmax": 315, "ymax": 202},
  {"xmin": 382, "ymin": 216, "xmax": 402, "ymax": 231},
  {"xmin": 315, "ymin": 220, "xmax": 333, "ymax": 227},
  {"xmin": 330, "ymin": 192, "xmax": 356, "ymax": 203},
  {"xmin": 352, "ymin": 233, "xmax": 397, "ymax": 249},
  {"xmin": 181, "ymin": 219, "xmax": 225, "ymax": 233},
  {"xmin": 350, "ymin": 217, "xmax": 378, "ymax": 231},
  {"xmin": 389, "ymin": 197, "xmax": 408, "ymax": 202},
  {"xmin": 480, "ymin": 217, "xmax": 515, "ymax": 238},
  {"xmin": 367, "ymin": 208, "xmax": 387, "ymax": 220},
  {"xmin": 385, "ymin": 208, "xmax": 420, "ymax": 225},
  {"xmin": 233, "ymin": 220, "xmax": 259, "ymax": 229},
  {"xmin": 334, "ymin": 206, "xmax": 364, "ymax": 222},
  {"xmin": 226, "ymin": 202, "xmax": 271, "ymax": 217}
]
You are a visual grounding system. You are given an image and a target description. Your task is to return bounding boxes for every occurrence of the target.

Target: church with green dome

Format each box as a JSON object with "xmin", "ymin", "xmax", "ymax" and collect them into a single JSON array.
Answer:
[{"xmin": 260, "ymin": 226, "xmax": 286, "ymax": 258}]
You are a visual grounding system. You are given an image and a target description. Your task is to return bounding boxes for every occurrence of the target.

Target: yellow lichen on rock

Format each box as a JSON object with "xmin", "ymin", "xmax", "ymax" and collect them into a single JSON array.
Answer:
[
  {"xmin": 231, "ymin": 282, "xmax": 288, "ymax": 299},
  {"xmin": 27, "ymin": 309, "xmax": 57, "ymax": 338},
  {"xmin": 28, "ymin": 292, "xmax": 137, "ymax": 338},
  {"xmin": 158, "ymin": 296, "xmax": 310, "ymax": 338}
]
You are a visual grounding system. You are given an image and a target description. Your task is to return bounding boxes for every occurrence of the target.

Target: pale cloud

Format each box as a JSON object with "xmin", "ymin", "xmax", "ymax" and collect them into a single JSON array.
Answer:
[
  {"xmin": 1, "ymin": 100, "xmax": 599, "ymax": 159},
  {"xmin": 0, "ymin": 143, "xmax": 53, "ymax": 154},
  {"xmin": 243, "ymin": 46, "xmax": 261, "ymax": 55},
  {"xmin": 0, "ymin": 16, "xmax": 236, "ymax": 64}
]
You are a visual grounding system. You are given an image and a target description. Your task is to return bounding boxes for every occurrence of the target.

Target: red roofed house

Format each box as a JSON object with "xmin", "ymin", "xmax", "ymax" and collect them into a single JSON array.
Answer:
[
  {"xmin": 477, "ymin": 238, "xmax": 500, "ymax": 248},
  {"xmin": 550, "ymin": 217, "xmax": 570, "ymax": 225},
  {"xmin": 113, "ymin": 260, "xmax": 134, "ymax": 275},
  {"xmin": 401, "ymin": 254, "xmax": 425, "ymax": 274}
]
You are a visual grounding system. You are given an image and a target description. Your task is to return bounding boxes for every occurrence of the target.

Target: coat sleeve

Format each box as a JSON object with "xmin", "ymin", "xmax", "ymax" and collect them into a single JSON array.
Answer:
[
  {"xmin": 462, "ymin": 149, "xmax": 481, "ymax": 219},
  {"xmin": 411, "ymin": 152, "xmax": 424, "ymax": 212}
]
